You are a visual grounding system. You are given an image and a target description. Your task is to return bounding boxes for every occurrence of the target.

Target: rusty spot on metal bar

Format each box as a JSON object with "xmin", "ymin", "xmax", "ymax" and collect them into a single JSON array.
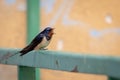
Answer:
[
  {"xmin": 71, "ymin": 66, "xmax": 78, "ymax": 72},
  {"xmin": 55, "ymin": 60, "xmax": 59, "ymax": 67},
  {"xmin": 0, "ymin": 52, "xmax": 12, "ymax": 62},
  {"xmin": 5, "ymin": 52, "xmax": 12, "ymax": 57}
]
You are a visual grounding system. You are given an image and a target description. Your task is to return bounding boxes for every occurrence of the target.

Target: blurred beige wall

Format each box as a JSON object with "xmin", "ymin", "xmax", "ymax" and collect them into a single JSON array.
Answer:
[
  {"xmin": 41, "ymin": 0, "xmax": 120, "ymax": 56},
  {"xmin": 0, "ymin": 0, "xmax": 120, "ymax": 80},
  {"xmin": 0, "ymin": 0, "xmax": 26, "ymax": 48}
]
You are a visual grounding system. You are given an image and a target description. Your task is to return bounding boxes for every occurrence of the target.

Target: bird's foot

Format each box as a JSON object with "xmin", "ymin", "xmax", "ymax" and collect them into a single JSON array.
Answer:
[
  {"xmin": 39, "ymin": 48, "xmax": 48, "ymax": 54},
  {"xmin": 40, "ymin": 48, "xmax": 48, "ymax": 50},
  {"xmin": 43, "ymin": 48, "xmax": 48, "ymax": 50}
]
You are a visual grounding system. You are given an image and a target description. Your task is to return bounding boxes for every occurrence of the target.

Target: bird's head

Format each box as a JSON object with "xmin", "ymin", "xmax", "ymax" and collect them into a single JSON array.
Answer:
[{"xmin": 43, "ymin": 27, "xmax": 55, "ymax": 38}]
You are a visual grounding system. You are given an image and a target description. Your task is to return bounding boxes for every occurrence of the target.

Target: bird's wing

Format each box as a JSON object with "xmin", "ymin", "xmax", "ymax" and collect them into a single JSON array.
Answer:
[{"xmin": 20, "ymin": 34, "xmax": 44, "ymax": 56}]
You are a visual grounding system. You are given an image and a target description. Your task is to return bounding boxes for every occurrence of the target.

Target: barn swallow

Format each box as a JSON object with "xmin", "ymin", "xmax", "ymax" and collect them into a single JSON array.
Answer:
[{"xmin": 20, "ymin": 27, "xmax": 54, "ymax": 56}]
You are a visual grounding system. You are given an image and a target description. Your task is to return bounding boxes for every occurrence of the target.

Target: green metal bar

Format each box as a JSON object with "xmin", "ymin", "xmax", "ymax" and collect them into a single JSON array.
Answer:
[
  {"xmin": 18, "ymin": 66, "xmax": 39, "ymax": 80},
  {"xmin": 108, "ymin": 77, "xmax": 120, "ymax": 80},
  {"xmin": 27, "ymin": 0, "xmax": 40, "ymax": 43},
  {"xmin": 0, "ymin": 49, "xmax": 120, "ymax": 79},
  {"xmin": 18, "ymin": 0, "xmax": 40, "ymax": 80}
]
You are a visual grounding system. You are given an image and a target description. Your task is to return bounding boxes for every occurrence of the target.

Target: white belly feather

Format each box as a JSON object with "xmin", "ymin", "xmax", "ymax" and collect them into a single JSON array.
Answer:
[{"xmin": 34, "ymin": 36, "xmax": 50, "ymax": 50}]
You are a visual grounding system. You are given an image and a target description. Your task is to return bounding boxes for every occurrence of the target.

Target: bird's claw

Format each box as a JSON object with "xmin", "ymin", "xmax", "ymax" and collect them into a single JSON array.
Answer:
[
  {"xmin": 40, "ymin": 48, "xmax": 48, "ymax": 50},
  {"xmin": 43, "ymin": 48, "xmax": 48, "ymax": 50}
]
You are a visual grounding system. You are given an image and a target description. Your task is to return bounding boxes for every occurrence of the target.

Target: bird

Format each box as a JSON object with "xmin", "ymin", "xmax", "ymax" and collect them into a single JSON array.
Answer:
[{"xmin": 19, "ymin": 27, "xmax": 54, "ymax": 56}]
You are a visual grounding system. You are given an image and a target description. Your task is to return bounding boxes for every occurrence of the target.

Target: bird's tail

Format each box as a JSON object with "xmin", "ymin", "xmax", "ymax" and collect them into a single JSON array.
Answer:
[
  {"xmin": 19, "ymin": 46, "xmax": 33, "ymax": 56},
  {"xmin": 19, "ymin": 51, "xmax": 28, "ymax": 56}
]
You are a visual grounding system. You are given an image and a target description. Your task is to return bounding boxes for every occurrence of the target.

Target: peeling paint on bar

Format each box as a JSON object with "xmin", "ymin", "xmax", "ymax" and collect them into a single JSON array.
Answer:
[{"xmin": 71, "ymin": 66, "xmax": 78, "ymax": 72}]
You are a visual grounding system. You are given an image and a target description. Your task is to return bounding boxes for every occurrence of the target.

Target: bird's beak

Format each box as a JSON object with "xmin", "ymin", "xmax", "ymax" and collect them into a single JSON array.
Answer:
[{"xmin": 51, "ymin": 28, "xmax": 55, "ymax": 34}]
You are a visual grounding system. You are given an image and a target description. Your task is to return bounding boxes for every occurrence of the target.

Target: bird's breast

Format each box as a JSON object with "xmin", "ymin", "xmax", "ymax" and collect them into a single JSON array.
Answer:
[{"xmin": 34, "ymin": 36, "xmax": 50, "ymax": 50}]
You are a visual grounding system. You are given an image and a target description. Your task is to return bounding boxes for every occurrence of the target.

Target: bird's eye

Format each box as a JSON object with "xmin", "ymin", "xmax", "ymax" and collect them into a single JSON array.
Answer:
[
  {"xmin": 46, "ymin": 30, "xmax": 50, "ymax": 33},
  {"xmin": 47, "ymin": 29, "xmax": 51, "ymax": 31}
]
